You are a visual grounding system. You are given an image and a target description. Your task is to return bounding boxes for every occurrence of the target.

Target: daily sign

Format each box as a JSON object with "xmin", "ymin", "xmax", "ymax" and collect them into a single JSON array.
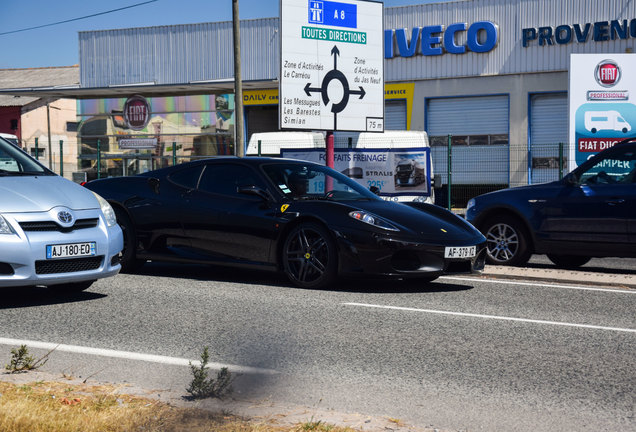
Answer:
[{"xmin": 280, "ymin": 0, "xmax": 384, "ymax": 132}]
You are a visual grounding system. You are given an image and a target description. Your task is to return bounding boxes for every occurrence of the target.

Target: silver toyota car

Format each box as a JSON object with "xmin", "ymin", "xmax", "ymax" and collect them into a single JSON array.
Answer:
[{"xmin": 0, "ymin": 136, "xmax": 123, "ymax": 292}]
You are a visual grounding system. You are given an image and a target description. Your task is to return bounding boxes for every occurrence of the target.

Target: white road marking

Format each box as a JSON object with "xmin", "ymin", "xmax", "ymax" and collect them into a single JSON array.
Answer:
[
  {"xmin": 0, "ymin": 337, "xmax": 277, "ymax": 375},
  {"xmin": 343, "ymin": 302, "xmax": 636, "ymax": 334},
  {"xmin": 440, "ymin": 276, "xmax": 636, "ymax": 294}
]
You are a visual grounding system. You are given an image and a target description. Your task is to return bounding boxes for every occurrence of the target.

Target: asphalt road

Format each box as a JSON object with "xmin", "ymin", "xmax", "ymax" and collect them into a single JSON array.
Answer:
[{"xmin": 1, "ymin": 264, "xmax": 635, "ymax": 432}]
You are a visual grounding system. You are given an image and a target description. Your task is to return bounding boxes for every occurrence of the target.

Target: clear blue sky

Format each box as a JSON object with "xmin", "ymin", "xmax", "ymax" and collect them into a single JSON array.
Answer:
[{"xmin": 0, "ymin": 0, "xmax": 445, "ymax": 69}]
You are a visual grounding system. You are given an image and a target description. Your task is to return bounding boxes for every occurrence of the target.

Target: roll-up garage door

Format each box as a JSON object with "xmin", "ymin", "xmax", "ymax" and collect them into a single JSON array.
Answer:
[
  {"xmin": 426, "ymin": 95, "xmax": 509, "ymax": 185},
  {"xmin": 529, "ymin": 93, "xmax": 568, "ymax": 184},
  {"xmin": 385, "ymin": 100, "xmax": 407, "ymax": 130}
]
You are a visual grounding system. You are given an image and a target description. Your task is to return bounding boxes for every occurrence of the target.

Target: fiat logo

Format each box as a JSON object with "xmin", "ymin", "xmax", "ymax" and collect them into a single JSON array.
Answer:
[
  {"xmin": 123, "ymin": 95, "xmax": 151, "ymax": 130},
  {"xmin": 58, "ymin": 211, "xmax": 73, "ymax": 224},
  {"xmin": 594, "ymin": 60, "xmax": 621, "ymax": 88}
]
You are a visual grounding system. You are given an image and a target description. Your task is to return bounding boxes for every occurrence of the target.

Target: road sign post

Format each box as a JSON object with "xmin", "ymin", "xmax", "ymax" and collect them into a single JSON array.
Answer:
[{"xmin": 280, "ymin": 0, "xmax": 384, "ymax": 168}]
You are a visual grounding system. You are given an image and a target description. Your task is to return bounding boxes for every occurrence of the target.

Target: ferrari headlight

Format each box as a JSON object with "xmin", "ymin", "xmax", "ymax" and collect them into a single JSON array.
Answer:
[
  {"xmin": 349, "ymin": 211, "xmax": 399, "ymax": 231},
  {"xmin": 92, "ymin": 192, "xmax": 117, "ymax": 227},
  {"xmin": 0, "ymin": 215, "xmax": 15, "ymax": 235}
]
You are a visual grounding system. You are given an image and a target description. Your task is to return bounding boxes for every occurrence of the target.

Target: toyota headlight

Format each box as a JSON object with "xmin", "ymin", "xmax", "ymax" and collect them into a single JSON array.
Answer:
[
  {"xmin": 0, "ymin": 215, "xmax": 15, "ymax": 235},
  {"xmin": 92, "ymin": 192, "xmax": 117, "ymax": 227},
  {"xmin": 349, "ymin": 211, "xmax": 399, "ymax": 231}
]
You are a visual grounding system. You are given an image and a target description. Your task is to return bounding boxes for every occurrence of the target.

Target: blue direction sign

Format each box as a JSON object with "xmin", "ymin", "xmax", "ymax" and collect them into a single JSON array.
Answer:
[{"xmin": 308, "ymin": 1, "xmax": 357, "ymax": 29}]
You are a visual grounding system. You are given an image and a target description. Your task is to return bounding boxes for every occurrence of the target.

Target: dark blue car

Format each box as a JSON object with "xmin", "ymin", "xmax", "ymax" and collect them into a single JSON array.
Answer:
[{"xmin": 466, "ymin": 139, "xmax": 636, "ymax": 267}]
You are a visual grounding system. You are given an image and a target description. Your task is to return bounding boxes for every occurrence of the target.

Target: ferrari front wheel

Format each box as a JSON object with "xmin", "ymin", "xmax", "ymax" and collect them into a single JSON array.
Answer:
[{"xmin": 282, "ymin": 222, "xmax": 337, "ymax": 289}]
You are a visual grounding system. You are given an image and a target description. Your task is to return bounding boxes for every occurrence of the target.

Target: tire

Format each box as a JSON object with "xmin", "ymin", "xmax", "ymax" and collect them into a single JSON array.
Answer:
[
  {"xmin": 282, "ymin": 222, "xmax": 338, "ymax": 289},
  {"xmin": 114, "ymin": 207, "xmax": 144, "ymax": 273},
  {"xmin": 547, "ymin": 254, "xmax": 591, "ymax": 269},
  {"xmin": 49, "ymin": 280, "xmax": 95, "ymax": 293},
  {"xmin": 482, "ymin": 215, "xmax": 532, "ymax": 266}
]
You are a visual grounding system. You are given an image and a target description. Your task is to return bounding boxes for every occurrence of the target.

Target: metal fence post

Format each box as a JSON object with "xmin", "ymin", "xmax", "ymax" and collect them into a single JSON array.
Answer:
[
  {"xmin": 258, "ymin": 140, "xmax": 262, "ymax": 157},
  {"xmin": 558, "ymin": 142, "xmax": 564, "ymax": 179},
  {"xmin": 172, "ymin": 141, "xmax": 177, "ymax": 166},
  {"xmin": 97, "ymin": 139, "xmax": 101, "ymax": 180},
  {"xmin": 59, "ymin": 140, "xmax": 63, "ymax": 177},
  {"xmin": 447, "ymin": 134, "xmax": 452, "ymax": 212},
  {"xmin": 35, "ymin": 137, "xmax": 39, "ymax": 161}
]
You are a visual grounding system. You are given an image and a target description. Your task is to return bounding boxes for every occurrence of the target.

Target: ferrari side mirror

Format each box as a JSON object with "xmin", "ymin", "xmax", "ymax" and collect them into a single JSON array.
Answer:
[{"xmin": 147, "ymin": 177, "xmax": 160, "ymax": 194}]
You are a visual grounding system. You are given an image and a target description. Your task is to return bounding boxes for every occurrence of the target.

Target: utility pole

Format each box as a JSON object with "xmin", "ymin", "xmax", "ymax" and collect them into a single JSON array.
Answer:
[
  {"xmin": 46, "ymin": 101, "xmax": 52, "ymax": 168},
  {"xmin": 233, "ymin": 0, "xmax": 245, "ymax": 157}
]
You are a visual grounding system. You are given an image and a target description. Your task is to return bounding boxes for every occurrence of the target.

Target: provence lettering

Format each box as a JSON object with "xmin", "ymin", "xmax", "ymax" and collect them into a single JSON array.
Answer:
[{"xmin": 522, "ymin": 19, "xmax": 636, "ymax": 47}]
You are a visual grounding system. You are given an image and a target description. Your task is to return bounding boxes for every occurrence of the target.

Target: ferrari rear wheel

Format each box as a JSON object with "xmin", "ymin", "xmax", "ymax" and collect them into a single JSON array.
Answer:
[
  {"xmin": 482, "ymin": 215, "xmax": 531, "ymax": 266},
  {"xmin": 114, "ymin": 207, "xmax": 144, "ymax": 273},
  {"xmin": 283, "ymin": 222, "xmax": 337, "ymax": 289}
]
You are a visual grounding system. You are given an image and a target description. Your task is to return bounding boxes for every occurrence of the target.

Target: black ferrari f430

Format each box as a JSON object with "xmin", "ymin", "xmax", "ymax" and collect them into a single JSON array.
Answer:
[{"xmin": 85, "ymin": 157, "xmax": 486, "ymax": 288}]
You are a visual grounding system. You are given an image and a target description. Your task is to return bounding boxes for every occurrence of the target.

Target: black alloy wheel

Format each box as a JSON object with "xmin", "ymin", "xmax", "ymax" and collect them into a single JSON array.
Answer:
[
  {"xmin": 483, "ymin": 215, "xmax": 532, "ymax": 266},
  {"xmin": 282, "ymin": 222, "xmax": 337, "ymax": 289}
]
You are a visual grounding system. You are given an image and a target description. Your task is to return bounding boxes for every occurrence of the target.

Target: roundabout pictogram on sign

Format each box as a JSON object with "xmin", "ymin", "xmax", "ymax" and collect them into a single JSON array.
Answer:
[{"xmin": 303, "ymin": 45, "xmax": 366, "ymax": 129}]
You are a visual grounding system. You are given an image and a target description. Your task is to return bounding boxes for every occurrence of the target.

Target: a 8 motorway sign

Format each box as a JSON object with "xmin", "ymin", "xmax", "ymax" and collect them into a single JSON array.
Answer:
[{"xmin": 280, "ymin": 0, "xmax": 384, "ymax": 132}]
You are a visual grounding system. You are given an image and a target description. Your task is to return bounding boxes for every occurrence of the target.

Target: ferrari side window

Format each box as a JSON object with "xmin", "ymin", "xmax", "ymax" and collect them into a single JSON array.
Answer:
[{"xmin": 198, "ymin": 164, "xmax": 265, "ymax": 197}]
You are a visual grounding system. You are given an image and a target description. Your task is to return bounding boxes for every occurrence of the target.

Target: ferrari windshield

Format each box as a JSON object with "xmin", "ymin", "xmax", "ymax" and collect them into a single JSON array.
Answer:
[
  {"xmin": 0, "ymin": 137, "xmax": 51, "ymax": 175},
  {"xmin": 262, "ymin": 162, "xmax": 381, "ymax": 201}
]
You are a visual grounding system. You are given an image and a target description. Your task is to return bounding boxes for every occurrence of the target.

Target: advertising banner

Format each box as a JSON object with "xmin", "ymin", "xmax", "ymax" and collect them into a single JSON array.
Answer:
[
  {"xmin": 281, "ymin": 147, "xmax": 431, "ymax": 198},
  {"xmin": 569, "ymin": 54, "xmax": 636, "ymax": 170}
]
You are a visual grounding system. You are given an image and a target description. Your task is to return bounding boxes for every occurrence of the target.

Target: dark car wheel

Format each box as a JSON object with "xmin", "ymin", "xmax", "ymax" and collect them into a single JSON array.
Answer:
[
  {"xmin": 283, "ymin": 222, "xmax": 337, "ymax": 289},
  {"xmin": 547, "ymin": 254, "xmax": 591, "ymax": 269},
  {"xmin": 49, "ymin": 280, "xmax": 95, "ymax": 293},
  {"xmin": 114, "ymin": 207, "xmax": 144, "ymax": 273},
  {"xmin": 482, "ymin": 215, "xmax": 531, "ymax": 266}
]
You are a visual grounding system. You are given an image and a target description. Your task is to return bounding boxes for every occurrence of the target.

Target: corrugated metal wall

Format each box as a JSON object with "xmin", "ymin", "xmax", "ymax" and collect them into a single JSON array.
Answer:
[
  {"xmin": 79, "ymin": 0, "xmax": 635, "ymax": 87},
  {"xmin": 79, "ymin": 18, "xmax": 279, "ymax": 87},
  {"xmin": 384, "ymin": 0, "xmax": 636, "ymax": 81}
]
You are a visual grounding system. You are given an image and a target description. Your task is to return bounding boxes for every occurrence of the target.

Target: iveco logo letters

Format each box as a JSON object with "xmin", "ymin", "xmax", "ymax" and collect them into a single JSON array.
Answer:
[
  {"xmin": 58, "ymin": 211, "xmax": 73, "ymax": 224},
  {"xmin": 595, "ymin": 60, "xmax": 621, "ymax": 87}
]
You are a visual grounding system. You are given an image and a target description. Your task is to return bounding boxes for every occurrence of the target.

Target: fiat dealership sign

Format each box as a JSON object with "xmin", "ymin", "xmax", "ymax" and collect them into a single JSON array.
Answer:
[
  {"xmin": 569, "ymin": 54, "xmax": 636, "ymax": 169},
  {"xmin": 124, "ymin": 95, "xmax": 151, "ymax": 130}
]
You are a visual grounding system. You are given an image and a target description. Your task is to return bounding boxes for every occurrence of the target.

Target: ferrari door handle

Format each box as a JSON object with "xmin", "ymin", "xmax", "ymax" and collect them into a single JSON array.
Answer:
[{"xmin": 606, "ymin": 198, "xmax": 625, "ymax": 205}]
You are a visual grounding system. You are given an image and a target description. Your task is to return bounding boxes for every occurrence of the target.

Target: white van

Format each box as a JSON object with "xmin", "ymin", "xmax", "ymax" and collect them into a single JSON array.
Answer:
[
  {"xmin": 246, "ymin": 131, "xmax": 435, "ymax": 203},
  {"xmin": 246, "ymin": 131, "xmax": 326, "ymax": 156},
  {"xmin": 0, "ymin": 133, "xmax": 20, "ymax": 148},
  {"xmin": 584, "ymin": 110, "xmax": 632, "ymax": 133}
]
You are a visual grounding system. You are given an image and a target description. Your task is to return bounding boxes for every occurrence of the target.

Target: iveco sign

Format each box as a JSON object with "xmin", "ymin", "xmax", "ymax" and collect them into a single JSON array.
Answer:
[{"xmin": 384, "ymin": 21, "xmax": 498, "ymax": 58}]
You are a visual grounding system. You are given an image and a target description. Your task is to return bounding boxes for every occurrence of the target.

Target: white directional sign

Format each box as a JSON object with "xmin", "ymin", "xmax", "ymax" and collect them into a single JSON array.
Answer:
[{"xmin": 280, "ymin": 0, "xmax": 384, "ymax": 132}]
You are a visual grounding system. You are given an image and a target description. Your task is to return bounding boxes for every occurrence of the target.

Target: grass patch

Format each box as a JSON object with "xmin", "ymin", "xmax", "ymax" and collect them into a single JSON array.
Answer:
[{"xmin": 0, "ymin": 381, "xmax": 360, "ymax": 432}]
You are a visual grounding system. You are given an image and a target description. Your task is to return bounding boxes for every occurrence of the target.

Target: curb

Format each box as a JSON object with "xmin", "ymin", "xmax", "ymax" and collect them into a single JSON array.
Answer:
[{"xmin": 478, "ymin": 265, "xmax": 636, "ymax": 290}]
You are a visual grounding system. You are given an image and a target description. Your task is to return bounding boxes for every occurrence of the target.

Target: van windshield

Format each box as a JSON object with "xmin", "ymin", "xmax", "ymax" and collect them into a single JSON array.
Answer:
[{"xmin": 0, "ymin": 137, "xmax": 52, "ymax": 176}]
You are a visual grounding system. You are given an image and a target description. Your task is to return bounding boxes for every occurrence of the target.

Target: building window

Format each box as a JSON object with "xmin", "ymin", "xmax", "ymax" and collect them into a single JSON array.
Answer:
[
  {"xmin": 10, "ymin": 119, "xmax": 18, "ymax": 130},
  {"xmin": 66, "ymin": 121, "xmax": 79, "ymax": 132},
  {"xmin": 430, "ymin": 134, "xmax": 509, "ymax": 146},
  {"xmin": 30, "ymin": 148, "xmax": 45, "ymax": 158}
]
